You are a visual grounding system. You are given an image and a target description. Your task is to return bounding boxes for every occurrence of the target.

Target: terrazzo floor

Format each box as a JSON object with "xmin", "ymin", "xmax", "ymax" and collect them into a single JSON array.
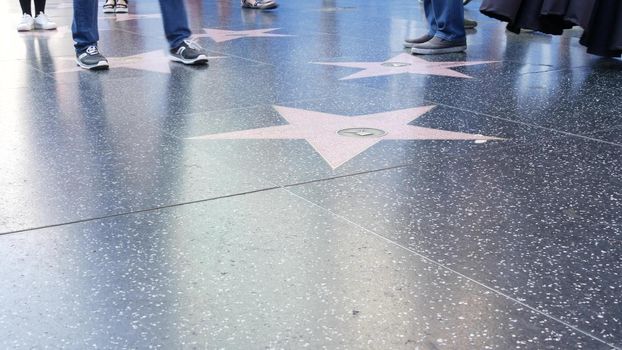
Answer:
[{"xmin": 1, "ymin": 0, "xmax": 621, "ymax": 348}]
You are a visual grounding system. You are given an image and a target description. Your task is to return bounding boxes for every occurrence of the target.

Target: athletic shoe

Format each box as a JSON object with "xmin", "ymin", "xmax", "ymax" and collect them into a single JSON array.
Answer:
[
  {"xmin": 17, "ymin": 13, "xmax": 34, "ymax": 32},
  {"xmin": 76, "ymin": 46, "xmax": 109, "ymax": 70},
  {"xmin": 34, "ymin": 12, "xmax": 57, "ymax": 30},
  {"xmin": 241, "ymin": 0, "xmax": 278, "ymax": 10},
  {"xmin": 464, "ymin": 18, "xmax": 478, "ymax": 29},
  {"xmin": 411, "ymin": 36, "xmax": 467, "ymax": 55},
  {"xmin": 115, "ymin": 0, "xmax": 128, "ymax": 13},
  {"xmin": 403, "ymin": 33, "xmax": 433, "ymax": 48},
  {"xmin": 169, "ymin": 40, "xmax": 209, "ymax": 65},
  {"xmin": 103, "ymin": 0, "xmax": 115, "ymax": 13}
]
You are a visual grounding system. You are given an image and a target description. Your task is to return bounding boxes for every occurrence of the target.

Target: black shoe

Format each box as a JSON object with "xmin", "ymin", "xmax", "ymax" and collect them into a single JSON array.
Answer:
[
  {"xmin": 76, "ymin": 45, "xmax": 109, "ymax": 70},
  {"xmin": 464, "ymin": 18, "xmax": 478, "ymax": 29},
  {"xmin": 411, "ymin": 36, "xmax": 467, "ymax": 55},
  {"xmin": 404, "ymin": 33, "xmax": 434, "ymax": 48},
  {"xmin": 169, "ymin": 40, "xmax": 209, "ymax": 65}
]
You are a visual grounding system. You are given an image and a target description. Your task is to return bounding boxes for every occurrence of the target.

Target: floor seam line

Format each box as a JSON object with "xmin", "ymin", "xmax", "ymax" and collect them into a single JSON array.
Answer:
[
  {"xmin": 283, "ymin": 188, "xmax": 621, "ymax": 349},
  {"xmin": 423, "ymin": 99, "xmax": 622, "ymax": 148},
  {"xmin": 0, "ymin": 186, "xmax": 280, "ymax": 237}
]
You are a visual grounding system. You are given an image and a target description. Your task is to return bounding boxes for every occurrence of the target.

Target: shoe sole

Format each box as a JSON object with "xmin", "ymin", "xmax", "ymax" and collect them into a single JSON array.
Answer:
[
  {"xmin": 103, "ymin": 8, "xmax": 115, "ymax": 13},
  {"xmin": 17, "ymin": 27, "xmax": 34, "ymax": 32},
  {"xmin": 411, "ymin": 45, "xmax": 467, "ymax": 55},
  {"xmin": 34, "ymin": 24, "xmax": 57, "ymax": 30},
  {"xmin": 169, "ymin": 54, "xmax": 209, "ymax": 65},
  {"xmin": 76, "ymin": 59, "xmax": 110, "ymax": 70},
  {"xmin": 115, "ymin": 8, "xmax": 128, "ymax": 13},
  {"xmin": 404, "ymin": 41, "xmax": 430, "ymax": 48},
  {"xmin": 242, "ymin": 3, "xmax": 278, "ymax": 9}
]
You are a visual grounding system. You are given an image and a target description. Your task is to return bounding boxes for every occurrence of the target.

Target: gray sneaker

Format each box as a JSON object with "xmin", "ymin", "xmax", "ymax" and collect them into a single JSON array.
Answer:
[
  {"xmin": 76, "ymin": 46, "xmax": 109, "ymax": 70},
  {"xmin": 464, "ymin": 18, "xmax": 478, "ymax": 29},
  {"xmin": 411, "ymin": 36, "xmax": 467, "ymax": 55},
  {"xmin": 169, "ymin": 40, "xmax": 209, "ymax": 65},
  {"xmin": 241, "ymin": 0, "xmax": 278, "ymax": 9},
  {"xmin": 404, "ymin": 33, "xmax": 434, "ymax": 48}
]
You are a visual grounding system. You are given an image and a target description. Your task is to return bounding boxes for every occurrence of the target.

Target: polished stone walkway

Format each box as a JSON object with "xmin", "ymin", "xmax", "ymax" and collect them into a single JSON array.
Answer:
[{"xmin": 1, "ymin": 0, "xmax": 621, "ymax": 348}]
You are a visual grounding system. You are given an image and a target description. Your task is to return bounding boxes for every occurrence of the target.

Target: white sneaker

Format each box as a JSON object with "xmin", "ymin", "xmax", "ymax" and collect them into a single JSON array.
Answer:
[
  {"xmin": 34, "ymin": 12, "xmax": 57, "ymax": 30},
  {"xmin": 115, "ymin": 0, "xmax": 128, "ymax": 13},
  {"xmin": 17, "ymin": 13, "xmax": 34, "ymax": 32}
]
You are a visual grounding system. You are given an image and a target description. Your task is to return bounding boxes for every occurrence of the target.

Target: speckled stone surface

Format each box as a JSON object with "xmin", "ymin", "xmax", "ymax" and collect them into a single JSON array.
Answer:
[
  {"xmin": 1, "ymin": 0, "xmax": 621, "ymax": 348},
  {"xmin": 288, "ymin": 136, "xmax": 622, "ymax": 347},
  {"xmin": 0, "ymin": 190, "xmax": 613, "ymax": 349}
]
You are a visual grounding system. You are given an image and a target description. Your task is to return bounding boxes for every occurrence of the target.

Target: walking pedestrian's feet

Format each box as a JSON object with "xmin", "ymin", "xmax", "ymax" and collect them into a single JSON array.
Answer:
[
  {"xmin": 241, "ymin": 0, "xmax": 278, "ymax": 10},
  {"xmin": 404, "ymin": 33, "xmax": 433, "ymax": 48},
  {"xmin": 103, "ymin": 0, "xmax": 115, "ymax": 13},
  {"xmin": 115, "ymin": 0, "xmax": 128, "ymax": 13},
  {"xmin": 17, "ymin": 13, "xmax": 34, "ymax": 31},
  {"xmin": 411, "ymin": 36, "xmax": 467, "ymax": 55},
  {"xmin": 169, "ymin": 40, "xmax": 209, "ymax": 65},
  {"xmin": 76, "ymin": 46, "xmax": 109, "ymax": 70},
  {"xmin": 34, "ymin": 12, "xmax": 57, "ymax": 30}
]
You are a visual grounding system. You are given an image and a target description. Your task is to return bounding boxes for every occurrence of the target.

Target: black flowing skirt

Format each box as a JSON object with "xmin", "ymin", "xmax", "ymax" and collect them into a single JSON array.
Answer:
[{"xmin": 480, "ymin": 0, "xmax": 621, "ymax": 57}]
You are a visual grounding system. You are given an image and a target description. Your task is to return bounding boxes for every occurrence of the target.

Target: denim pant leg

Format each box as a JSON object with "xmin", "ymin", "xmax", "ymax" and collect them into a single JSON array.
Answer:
[
  {"xmin": 426, "ymin": 0, "xmax": 465, "ymax": 41},
  {"xmin": 158, "ymin": 0, "xmax": 192, "ymax": 49},
  {"xmin": 423, "ymin": 0, "xmax": 437, "ymax": 37},
  {"xmin": 72, "ymin": 0, "xmax": 99, "ymax": 53}
]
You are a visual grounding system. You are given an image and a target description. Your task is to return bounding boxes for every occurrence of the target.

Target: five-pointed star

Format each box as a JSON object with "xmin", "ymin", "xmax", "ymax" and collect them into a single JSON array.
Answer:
[
  {"xmin": 192, "ymin": 28, "xmax": 292, "ymax": 43},
  {"xmin": 312, "ymin": 53, "xmax": 498, "ymax": 80},
  {"xmin": 99, "ymin": 13, "xmax": 162, "ymax": 22},
  {"xmin": 54, "ymin": 50, "xmax": 225, "ymax": 74},
  {"xmin": 188, "ymin": 105, "xmax": 504, "ymax": 169}
]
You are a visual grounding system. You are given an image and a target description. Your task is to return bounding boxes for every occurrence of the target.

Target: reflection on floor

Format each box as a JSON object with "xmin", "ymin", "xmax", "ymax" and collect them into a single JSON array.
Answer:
[{"xmin": 0, "ymin": 0, "xmax": 621, "ymax": 348}]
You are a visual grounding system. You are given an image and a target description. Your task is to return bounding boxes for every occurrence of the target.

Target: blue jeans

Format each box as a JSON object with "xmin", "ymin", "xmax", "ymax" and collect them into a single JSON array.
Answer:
[
  {"xmin": 424, "ymin": 0, "xmax": 465, "ymax": 41},
  {"xmin": 72, "ymin": 0, "xmax": 192, "ymax": 53}
]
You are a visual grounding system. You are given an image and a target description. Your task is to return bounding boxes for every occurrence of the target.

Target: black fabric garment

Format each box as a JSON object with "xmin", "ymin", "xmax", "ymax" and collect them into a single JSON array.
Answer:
[
  {"xmin": 19, "ymin": 0, "xmax": 47, "ymax": 16},
  {"xmin": 580, "ymin": 0, "xmax": 622, "ymax": 57},
  {"xmin": 479, "ymin": 0, "xmax": 580, "ymax": 34},
  {"xmin": 479, "ymin": 0, "xmax": 621, "ymax": 58}
]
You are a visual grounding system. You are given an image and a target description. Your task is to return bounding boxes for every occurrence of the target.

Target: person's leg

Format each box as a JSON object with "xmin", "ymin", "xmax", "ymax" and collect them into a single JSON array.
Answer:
[
  {"xmin": 33, "ymin": 0, "xmax": 45, "ymax": 15},
  {"xmin": 404, "ymin": 0, "xmax": 436, "ymax": 47},
  {"xmin": 72, "ymin": 0, "xmax": 108, "ymax": 69},
  {"xmin": 19, "ymin": 0, "xmax": 32, "ymax": 15},
  {"xmin": 411, "ymin": 0, "xmax": 466, "ymax": 54},
  {"xmin": 158, "ymin": 0, "xmax": 192, "ymax": 49},
  {"xmin": 429, "ymin": 0, "xmax": 465, "ymax": 41},
  {"xmin": 159, "ymin": 0, "xmax": 208, "ymax": 65},
  {"xmin": 72, "ymin": 0, "xmax": 99, "ymax": 53},
  {"xmin": 17, "ymin": 0, "xmax": 35, "ymax": 31},
  {"xmin": 424, "ymin": 0, "xmax": 437, "ymax": 37},
  {"xmin": 33, "ymin": 0, "xmax": 57, "ymax": 29}
]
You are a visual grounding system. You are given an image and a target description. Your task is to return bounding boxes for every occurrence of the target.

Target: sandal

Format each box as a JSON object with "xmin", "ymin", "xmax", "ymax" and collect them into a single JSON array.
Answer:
[
  {"xmin": 102, "ymin": 0, "xmax": 115, "ymax": 13},
  {"xmin": 115, "ymin": 0, "xmax": 128, "ymax": 13}
]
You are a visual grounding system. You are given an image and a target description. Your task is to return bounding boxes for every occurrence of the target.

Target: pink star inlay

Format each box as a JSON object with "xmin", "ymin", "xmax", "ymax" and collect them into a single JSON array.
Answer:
[
  {"xmin": 312, "ymin": 53, "xmax": 498, "ymax": 80},
  {"xmin": 188, "ymin": 105, "xmax": 504, "ymax": 169},
  {"xmin": 99, "ymin": 13, "xmax": 162, "ymax": 22},
  {"xmin": 192, "ymin": 28, "xmax": 292, "ymax": 43},
  {"xmin": 54, "ymin": 50, "xmax": 225, "ymax": 74}
]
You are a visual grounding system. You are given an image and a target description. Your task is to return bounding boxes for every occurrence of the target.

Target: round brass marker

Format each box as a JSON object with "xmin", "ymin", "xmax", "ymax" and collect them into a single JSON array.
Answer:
[
  {"xmin": 337, "ymin": 128, "xmax": 387, "ymax": 138},
  {"xmin": 381, "ymin": 62, "xmax": 411, "ymax": 67}
]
